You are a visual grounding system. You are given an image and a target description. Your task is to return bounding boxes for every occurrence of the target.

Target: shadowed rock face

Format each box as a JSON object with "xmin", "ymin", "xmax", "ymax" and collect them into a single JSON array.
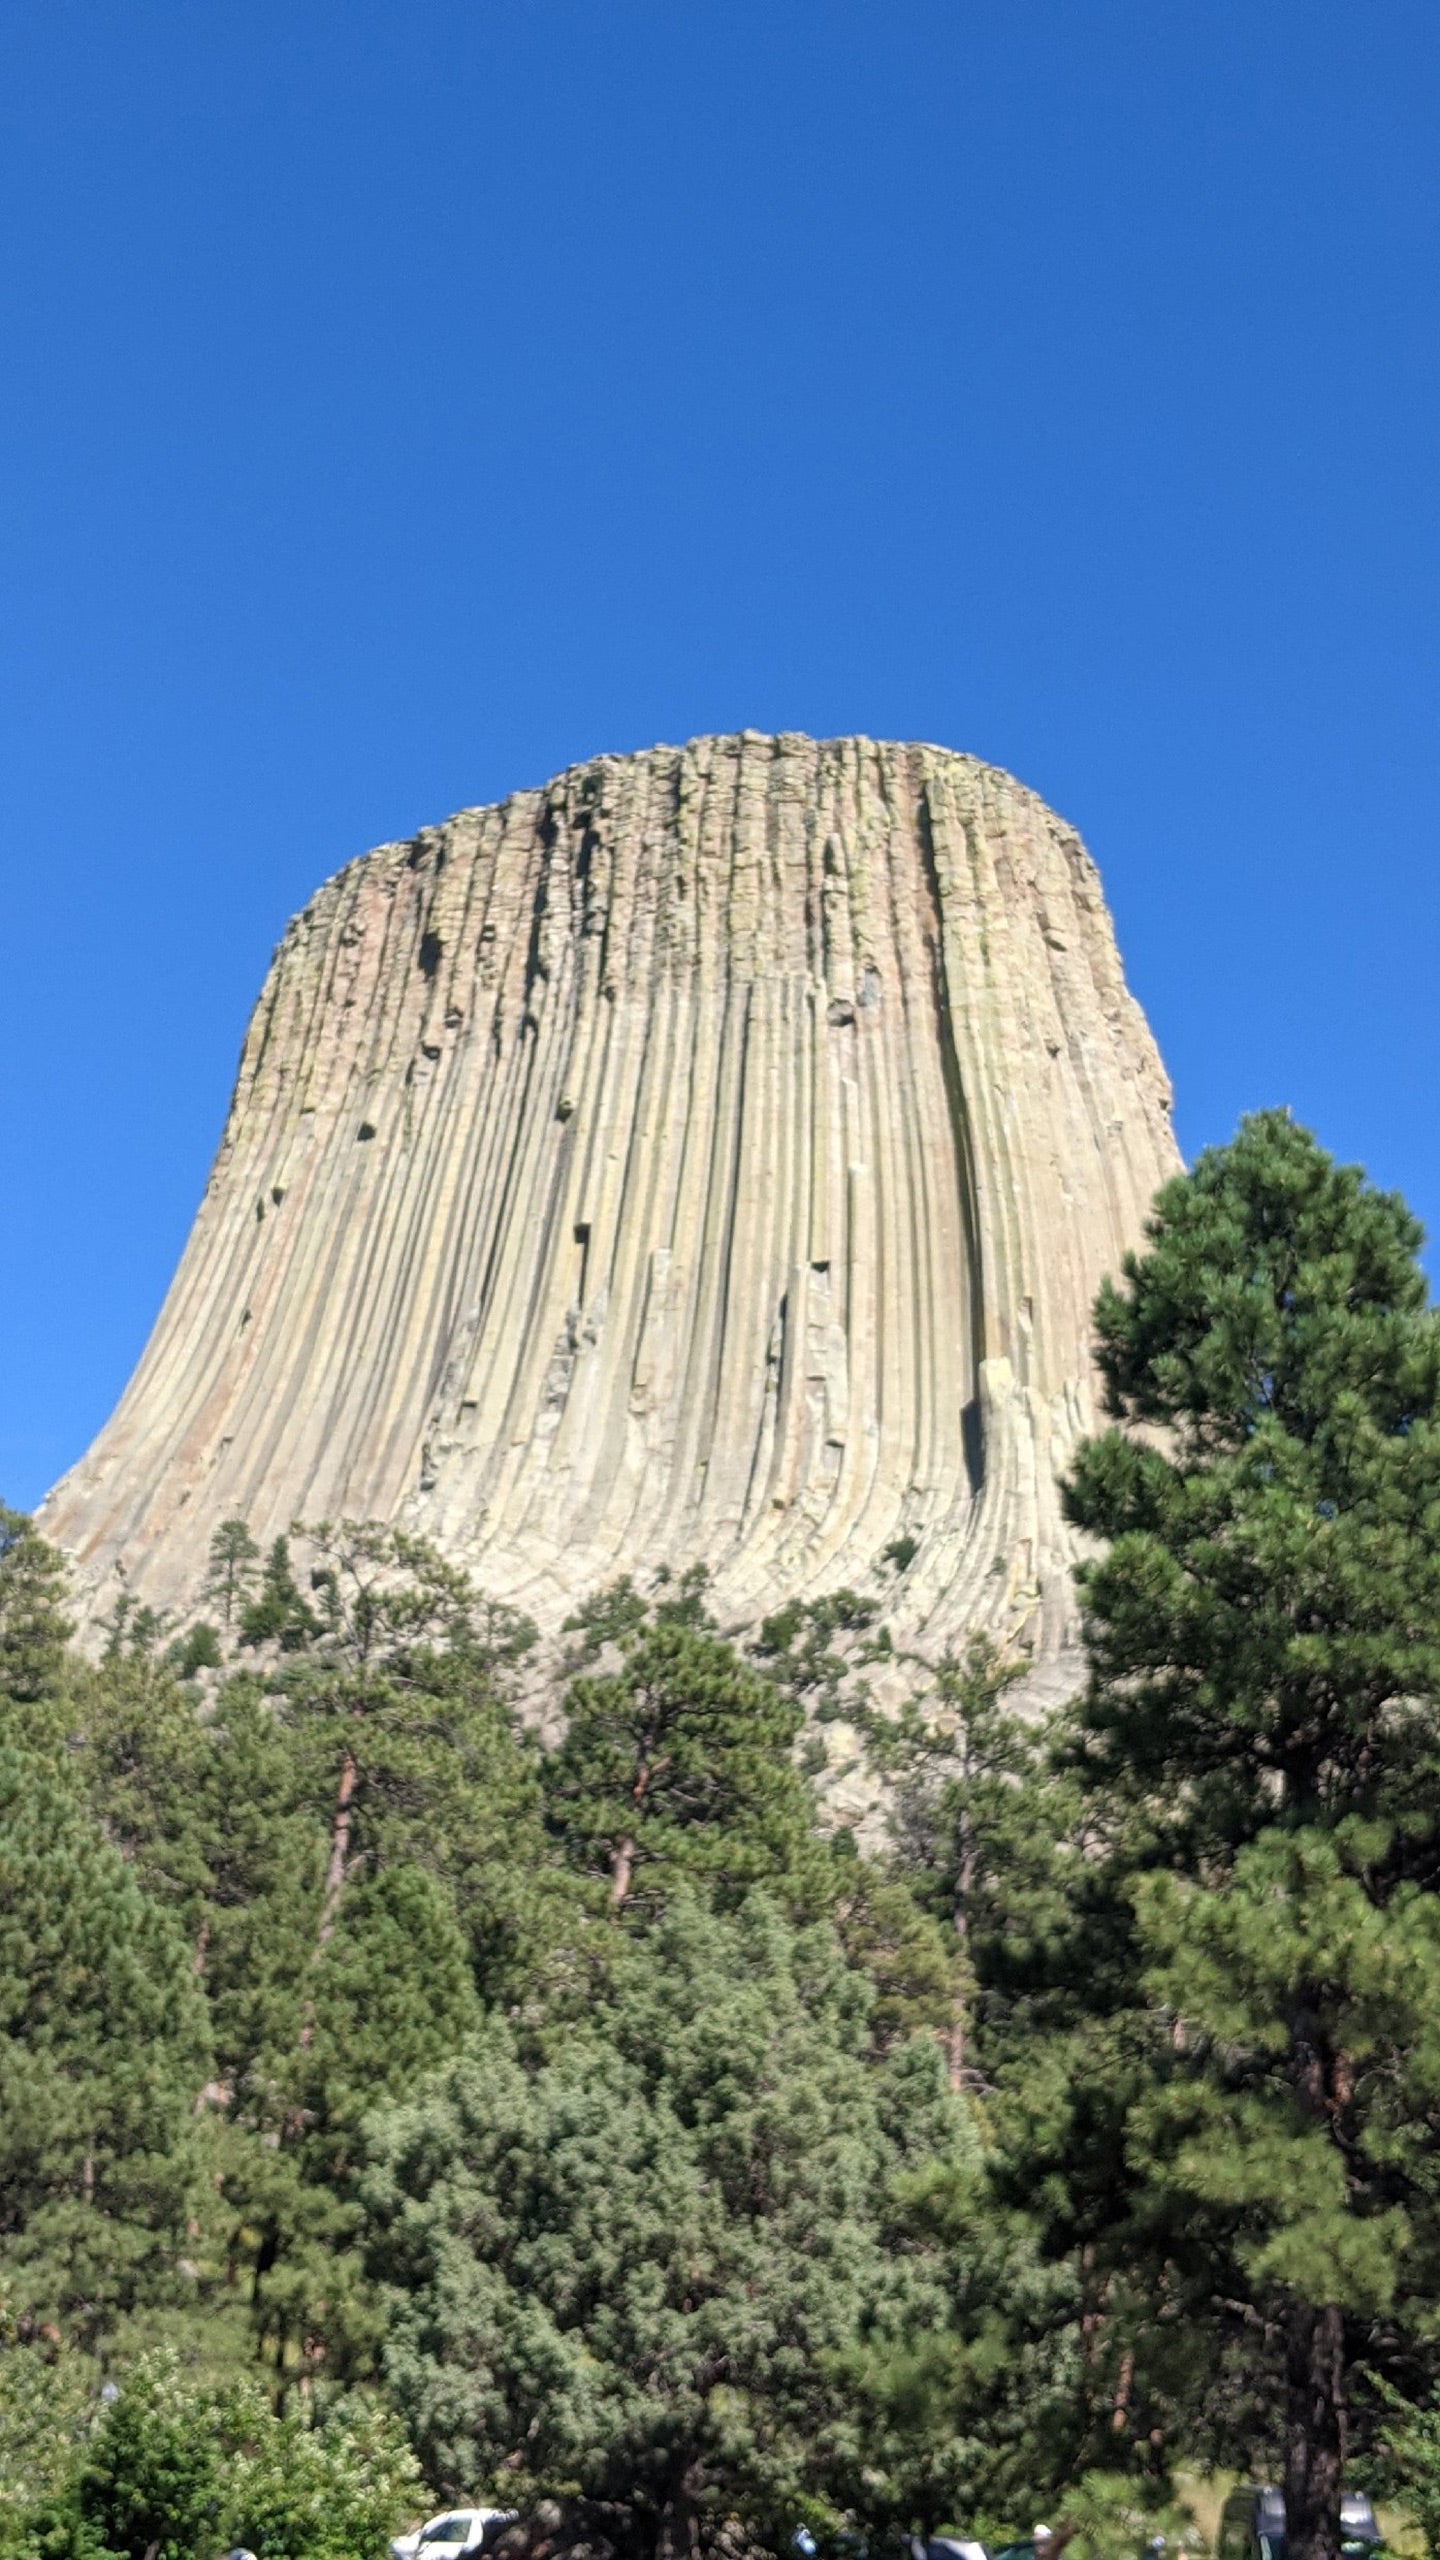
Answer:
[{"xmin": 42, "ymin": 734, "xmax": 1178, "ymax": 1651}]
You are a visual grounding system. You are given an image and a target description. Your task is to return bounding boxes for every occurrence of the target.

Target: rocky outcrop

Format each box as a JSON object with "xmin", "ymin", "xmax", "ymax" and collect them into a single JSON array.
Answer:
[{"xmin": 42, "ymin": 734, "xmax": 1178, "ymax": 1654}]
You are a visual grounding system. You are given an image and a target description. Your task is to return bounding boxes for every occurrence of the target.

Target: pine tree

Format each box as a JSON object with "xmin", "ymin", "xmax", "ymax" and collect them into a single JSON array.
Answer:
[
  {"xmin": 240, "ymin": 1534, "xmax": 320, "ymax": 1652},
  {"xmin": 269, "ymin": 1523, "xmax": 538, "ymax": 1968},
  {"xmin": 30, "ymin": 2347, "xmax": 418, "ymax": 2560},
  {"xmin": 0, "ymin": 1510, "xmax": 72, "ymax": 1741},
  {"xmin": 0, "ymin": 1749, "xmax": 211, "ymax": 2347},
  {"xmin": 827, "ymin": 1836, "xmax": 958, "ymax": 2057},
  {"xmin": 75, "ymin": 1651, "xmax": 221, "ymax": 1933},
  {"xmin": 544, "ymin": 1605, "xmax": 827, "ymax": 1918},
  {"xmin": 202, "ymin": 1518, "xmax": 261, "ymax": 1630},
  {"xmin": 197, "ymin": 1529, "xmax": 547, "ymax": 2381},
  {"xmin": 233, "ymin": 1859, "xmax": 484, "ymax": 2389},
  {"xmin": 869, "ymin": 1635, "xmax": 1063, "ymax": 2088},
  {"xmin": 362, "ymin": 1890, "xmax": 974, "ymax": 2553},
  {"xmin": 750, "ymin": 1586, "xmax": 887, "ymax": 1728},
  {"xmin": 1060, "ymin": 1112, "xmax": 1440, "ymax": 2560},
  {"xmin": 1373, "ymin": 2385, "xmax": 1440, "ymax": 2560}
]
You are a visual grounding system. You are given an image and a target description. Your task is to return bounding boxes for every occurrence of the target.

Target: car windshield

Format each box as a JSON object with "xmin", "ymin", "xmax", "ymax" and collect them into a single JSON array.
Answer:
[{"xmin": 420, "ymin": 2524, "xmax": 469, "ymax": 2546}]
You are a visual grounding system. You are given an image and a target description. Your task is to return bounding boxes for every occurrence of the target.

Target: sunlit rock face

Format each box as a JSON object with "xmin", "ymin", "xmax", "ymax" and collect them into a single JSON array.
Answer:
[{"xmin": 42, "ymin": 733, "xmax": 1178, "ymax": 1656}]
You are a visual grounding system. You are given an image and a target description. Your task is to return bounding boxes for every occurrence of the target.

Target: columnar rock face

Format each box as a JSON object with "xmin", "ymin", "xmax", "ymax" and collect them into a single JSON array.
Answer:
[{"xmin": 43, "ymin": 734, "xmax": 1178, "ymax": 1653}]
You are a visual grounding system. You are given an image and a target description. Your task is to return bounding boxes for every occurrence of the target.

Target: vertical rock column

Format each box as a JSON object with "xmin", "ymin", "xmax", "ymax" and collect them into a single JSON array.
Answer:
[{"xmin": 41, "ymin": 734, "xmax": 1179, "ymax": 1650}]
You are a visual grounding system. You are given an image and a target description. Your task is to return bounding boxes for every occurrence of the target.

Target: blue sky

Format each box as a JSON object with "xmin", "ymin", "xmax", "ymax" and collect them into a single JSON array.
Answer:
[{"xmin": 2, "ymin": 2, "xmax": 1437, "ymax": 1509}]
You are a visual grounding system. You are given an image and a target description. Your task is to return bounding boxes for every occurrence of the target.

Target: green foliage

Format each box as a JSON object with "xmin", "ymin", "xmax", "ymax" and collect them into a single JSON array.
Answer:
[
  {"xmin": 1054, "ymin": 1112, "xmax": 1440, "ymax": 2543},
  {"xmin": 1043, "ymin": 2470, "xmax": 1202, "ymax": 2560},
  {"xmin": 872, "ymin": 1636, "xmax": 1078, "ymax": 2085},
  {"xmin": 0, "ymin": 1499, "xmax": 1203, "ymax": 2528},
  {"xmin": 240, "ymin": 1534, "xmax": 320, "ymax": 1652},
  {"xmin": 830, "ymin": 2143, "xmax": 1085, "ymax": 2532},
  {"xmin": 165, "ymin": 1620, "xmax": 222, "ymax": 1677},
  {"xmin": 0, "ymin": 1750, "xmax": 210, "ymax": 2347},
  {"xmin": 751, "ymin": 1589, "xmax": 885, "ymax": 1725},
  {"xmin": 232, "ymin": 1860, "xmax": 485, "ymax": 2384},
  {"xmin": 100, "ymin": 1596, "xmax": 168, "ymax": 1666},
  {"xmin": 260, "ymin": 1525, "xmax": 550, "ymax": 1997},
  {"xmin": 546, "ymin": 1605, "xmax": 826, "ymax": 1918},
  {"xmin": 1131, "ymin": 1825, "xmax": 1440, "ymax": 2313},
  {"xmin": 72, "ymin": 1649, "xmax": 223, "ymax": 1925},
  {"xmin": 23, "ymin": 1523, "xmax": 557, "ymax": 2386},
  {"xmin": 301, "ymin": 1520, "xmax": 501, "ymax": 1665},
  {"xmin": 195, "ymin": 1530, "xmax": 550, "ymax": 2382},
  {"xmin": 827, "ymin": 1845, "xmax": 957, "ymax": 2054},
  {"xmin": 363, "ymin": 1890, "xmax": 974, "ymax": 2542},
  {"xmin": 204, "ymin": 1518, "xmax": 261, "ymax": 1629},
  {"xmin": 0, "ymin": 1513, "xmax": 1079, "ymax": 2534},
  {"xmin": 0, "ymin": 1506, "xmax": 73, "ymax": 1740},
  {"xmin": 20, "ymin": 1122, "xmax": 1440, "ymax": 2560},
  {"xmin": 1373, "ymin": 2387, "xmax": 1440, "ymax": 2560},
  {"xmin": 0, "ymin": 2335, "xmax": 97, "ymax": 2550},
  {"xmin": 31, "ymin": 2350, "xmax": 418, "ymax": 2560},
  {"xmin": 222, "ymin": 2387, "xmax": 420, "ymax": 2560},
  {"xmin": 1064, "ymin": 1109, "xmax": 1440, "ymax": 1836},
  {"xmin": 53, "ymin": 2356, "xmax": 224, "ymax": 2560}
]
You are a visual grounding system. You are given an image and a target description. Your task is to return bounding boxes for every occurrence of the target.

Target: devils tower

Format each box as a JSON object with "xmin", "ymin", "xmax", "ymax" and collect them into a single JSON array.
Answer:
[{"xmin": 42, "ymin": 733, "xmax": 1179, "ymax": 1656}]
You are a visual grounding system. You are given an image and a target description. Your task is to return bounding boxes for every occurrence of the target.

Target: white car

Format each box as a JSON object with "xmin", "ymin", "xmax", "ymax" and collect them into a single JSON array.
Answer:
[{"xmin": 390, "ymin": 2511, "xmax": 518, "ymax": 2560}]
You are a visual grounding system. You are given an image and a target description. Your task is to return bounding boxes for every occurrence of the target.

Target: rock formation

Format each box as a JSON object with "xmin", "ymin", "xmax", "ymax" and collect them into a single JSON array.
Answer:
[{"xmin": 42, "ymin": 733, "xmax": 1179, "ymax": 1661}]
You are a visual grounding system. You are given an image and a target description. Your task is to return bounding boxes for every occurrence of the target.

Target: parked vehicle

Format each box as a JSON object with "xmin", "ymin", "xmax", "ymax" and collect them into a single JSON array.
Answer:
[
  {"xmin": 911, "ymin": 2537, "xmax": 989, "ymax": 2560},
  {"xmin": 1217, "ymin": 2487, "xmax": 1382, "ymax": 2560},
  {"xmin": 390, "ymin": 2509, "xmax": 519, "ymax": 2560}
]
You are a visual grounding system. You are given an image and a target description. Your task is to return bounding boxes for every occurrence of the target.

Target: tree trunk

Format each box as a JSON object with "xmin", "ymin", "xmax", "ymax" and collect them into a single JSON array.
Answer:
[
  {"xmin": 948, "ymin": 1808, "xmax": 976, "ymax": 2091},
  {"xmin": 611, "ymin": 1742, "xmax": 666, "ymax": 1911},
  {"xmin": 1112, "ymin": 2345, "xmax": 1135, "ymax": 2433},
  {"xmin": 656, "ymin": 2471, "xmax": 700, "ymax": 2560},
  {"xmin": 316, "ymin": 1746, "xmax": 358, "ymax": 1953},
  {"xmin": 610, "ymin": 1833, "xmax": 636, "ymax": 1909},
  {"xmin": 1284, "ymin": 2301, "xmax": 1346, "ymax": 2560},
  {"xmin": 298, "ymin": 1745, "xmax": 359, "ymax": 2052}
]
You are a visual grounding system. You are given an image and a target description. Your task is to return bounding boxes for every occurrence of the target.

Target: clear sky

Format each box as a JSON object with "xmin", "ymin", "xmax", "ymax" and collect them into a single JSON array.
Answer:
[{"xmin": 2, "ymin": 2, "xmax": 1437, "ymax": 1510}]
